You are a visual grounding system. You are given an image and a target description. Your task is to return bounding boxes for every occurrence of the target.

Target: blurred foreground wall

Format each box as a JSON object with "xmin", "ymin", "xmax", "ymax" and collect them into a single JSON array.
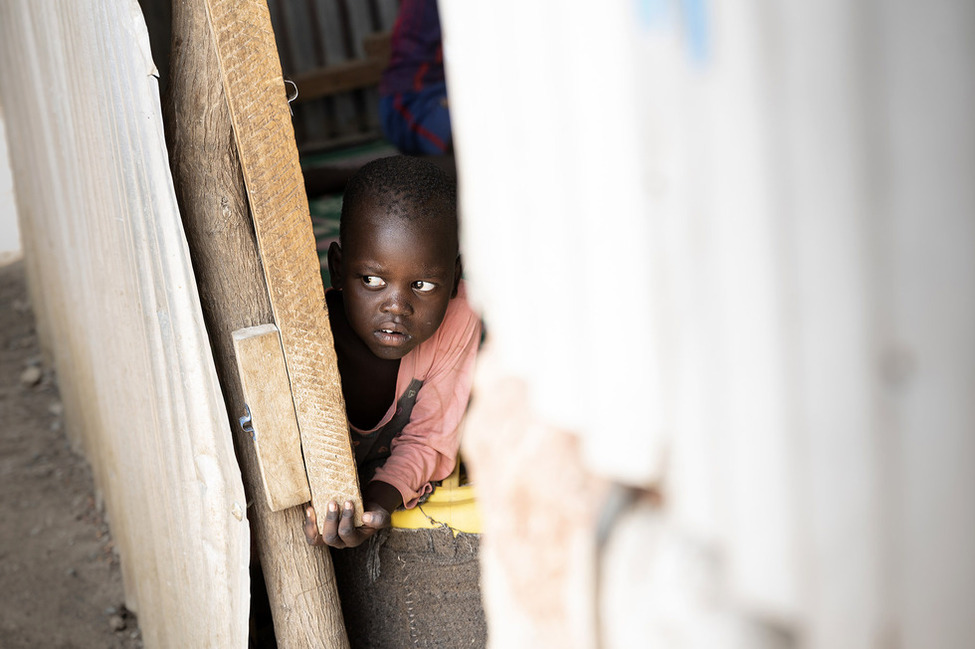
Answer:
[
  {"xmin": 0, "ymin": 3, "xmax": 249, "ymax": 646},
  {"xmin": 443, "ymin": 0, "xmax": 975, "ymax": 647},
  {"xmin": 0, "ymin": 111, "xmax": 20, "ymax": 261}
]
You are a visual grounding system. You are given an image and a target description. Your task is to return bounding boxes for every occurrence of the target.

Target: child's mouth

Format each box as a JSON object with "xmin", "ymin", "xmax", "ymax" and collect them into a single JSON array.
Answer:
[{"xmin": 375, "ymin": 328, "xmax": 410, "ymax": 347}]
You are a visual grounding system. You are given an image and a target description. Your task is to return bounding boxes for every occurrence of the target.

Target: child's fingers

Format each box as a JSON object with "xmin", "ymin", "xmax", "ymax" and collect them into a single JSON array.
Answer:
[
  {"xmin": 308, "ymin": 500, "xmax": 383, "ymax": 548},
  {"xmin": 303, "ymin": 505, "xmax": 321, "ymax": 545},
  {"xmin": 362, "ymin": 508, "xmax": 390, "ymax": 529},
  {"xmin": 322, "ymin": 501, "xmax": 342, "ymax": 546},
  {"xmin": 337, "ymin": 501, "xmax": 358, "ymax": 541}
]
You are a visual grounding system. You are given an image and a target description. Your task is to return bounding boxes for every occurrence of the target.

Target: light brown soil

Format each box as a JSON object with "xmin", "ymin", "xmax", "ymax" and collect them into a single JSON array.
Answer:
[{"xmin": 0, "ymin": 258, "xmax": 143, "ymax": 648}]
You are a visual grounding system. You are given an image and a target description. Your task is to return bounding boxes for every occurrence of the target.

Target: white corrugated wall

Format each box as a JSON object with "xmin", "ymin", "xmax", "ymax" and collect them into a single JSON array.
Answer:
[
  {"xmin": 0, "ymin": 2, "xmax": 249, "ymax": 647},
  {"xmin": 442, "ymin": 0, "xmax": 975, "ymax": 646}
]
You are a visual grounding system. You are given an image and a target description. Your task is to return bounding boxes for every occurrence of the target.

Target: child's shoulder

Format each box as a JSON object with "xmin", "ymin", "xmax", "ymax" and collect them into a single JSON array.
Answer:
[
  {"xmin": 427, "ymin": 281, "xmax": 481, "ymax": 353},
  {"xmin": 442, "ymin": 280, "xmax": 477, "ymax": 329},
  {"xmin": 406, "ymin": 281, "xmax": 480, "ymax": 379}
]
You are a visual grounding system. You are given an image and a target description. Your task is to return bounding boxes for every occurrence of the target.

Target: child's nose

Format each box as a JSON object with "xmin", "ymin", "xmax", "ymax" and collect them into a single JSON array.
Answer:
[{"xmin": 381, "ymin": 288, "xmax": 413, "ymax": 316}]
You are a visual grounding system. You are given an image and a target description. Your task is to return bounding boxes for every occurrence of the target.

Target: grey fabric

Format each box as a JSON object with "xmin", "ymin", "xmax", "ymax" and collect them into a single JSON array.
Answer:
[{"xmin": 331, "ymin": 527, "xmax": 487, "ymax": 648}]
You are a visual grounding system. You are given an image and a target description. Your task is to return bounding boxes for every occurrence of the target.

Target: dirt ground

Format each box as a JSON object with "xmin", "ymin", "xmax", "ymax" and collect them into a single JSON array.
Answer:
[{"xmin": 0, "ymin": 257, "xmax": 143, "ymax": 648}]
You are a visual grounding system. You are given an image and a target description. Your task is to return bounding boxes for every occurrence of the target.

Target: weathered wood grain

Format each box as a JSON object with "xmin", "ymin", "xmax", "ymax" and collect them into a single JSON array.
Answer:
[
  {"xmin": 202, "ymin": 0, "xmax": 362, "ymax": 530},
  {"xmin": 233, "ymin": 325, "xmax": 312, "ymax": 512},
  {"xmin": 165, "ymin": 0, "xmax": 350, "ymax": 646}
]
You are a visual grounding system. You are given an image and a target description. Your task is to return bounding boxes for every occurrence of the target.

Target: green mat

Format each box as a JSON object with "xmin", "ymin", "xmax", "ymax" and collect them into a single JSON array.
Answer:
[
  {"xmin": 309, "ymin": 194, "xmax": 342, "ymax": 289},
  {"xmin": 301, "ymin": 140, "xmax": 398, "ymax": 169}
]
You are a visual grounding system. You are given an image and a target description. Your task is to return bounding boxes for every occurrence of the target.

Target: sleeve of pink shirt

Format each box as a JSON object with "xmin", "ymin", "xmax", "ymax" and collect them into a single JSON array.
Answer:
[{"xmin": 370, "ymin": 285, "xmax": 481, "ymax": 508}]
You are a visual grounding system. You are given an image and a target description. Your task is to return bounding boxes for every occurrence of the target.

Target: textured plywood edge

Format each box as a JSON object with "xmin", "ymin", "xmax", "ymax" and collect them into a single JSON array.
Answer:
[
  {"xmin": 202, "ymin": 0, "xmax": 362, "ymax": 527},
  {"xmin": 233, "ymin": 325, "xmax": 313, "ymax": 511}
]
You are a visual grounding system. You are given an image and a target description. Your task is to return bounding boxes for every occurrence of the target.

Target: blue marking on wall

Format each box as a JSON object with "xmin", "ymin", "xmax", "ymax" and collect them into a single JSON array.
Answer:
[
  {"xmin": 635, "ymin": 0, "xmax": 710, "ymax": 65},
  {"xmin": 637, "ymin": 0, "xmax": 674, "ymax": 28},
  {"xmin": 681, "ymin": 0, "xmax": 710, "ymax": 63}
]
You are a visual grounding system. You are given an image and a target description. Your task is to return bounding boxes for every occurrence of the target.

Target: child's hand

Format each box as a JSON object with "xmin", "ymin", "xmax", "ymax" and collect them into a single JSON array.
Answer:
[{"xmin": 303, "ymin": 500, "xmax": 391, "ymax": 549}]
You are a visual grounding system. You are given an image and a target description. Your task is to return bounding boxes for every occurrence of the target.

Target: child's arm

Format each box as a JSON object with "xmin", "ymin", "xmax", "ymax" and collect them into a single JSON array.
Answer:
[
  {"xmin": 370, "ymin": 303, "xmax": 481, "ymax": 508},
  {"xmin": 303, "ymin": 481, "xmax": 401, "ymax": 549}
]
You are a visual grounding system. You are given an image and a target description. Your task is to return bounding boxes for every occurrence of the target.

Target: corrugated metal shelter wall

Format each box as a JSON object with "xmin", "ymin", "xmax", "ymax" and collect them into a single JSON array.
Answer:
[
  {"xmin": 443, "ymin": 0, "xmax": 975, "ymax": 646},
  {"xmin": 0, "ymin": 3, "xmax": 249, "ymax": 647},
  {"xmin": 268, "ymin": 0, "xmax": 400, "ymax": 151},
  {"xmin": 0, "ymin": 112, "xmax": 19, "ymax": 260}
]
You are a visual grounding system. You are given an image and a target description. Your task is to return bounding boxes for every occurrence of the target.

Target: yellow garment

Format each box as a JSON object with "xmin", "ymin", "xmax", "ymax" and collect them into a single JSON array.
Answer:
[{"xmin": 390, "ymin": 461, "xmax": 480, "ymax": 535}]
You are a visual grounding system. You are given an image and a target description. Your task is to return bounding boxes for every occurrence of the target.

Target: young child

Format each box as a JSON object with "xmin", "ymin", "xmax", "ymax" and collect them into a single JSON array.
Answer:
[{"xmin": 304, "ymin": 155, "xmax": 481, "ymax": 549}]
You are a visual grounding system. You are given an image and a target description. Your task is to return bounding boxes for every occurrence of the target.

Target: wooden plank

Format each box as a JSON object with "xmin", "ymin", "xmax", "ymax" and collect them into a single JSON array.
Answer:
[
  {"xmin": 166, "ymin": 1, "xmax": 351, "ymax": 646},
  {"xmin": 292, "ymin": 58, "xmax": 385, "ymax": 101},
  {"xmin": 287, "ymin": 31, "xmax": 389, "ymax": 105},
  {"xmin": 362, "ymin": 31, "xmax": 391, "ymax": 63},
  {"xmin": 0, "ymin": 2, "xmax": 250, "ymax": 646},
  {"xmin": 202, "ymin": 0, "xmax": 363, "ymax": 529},
  {"xmin": 233, "ymin": 325, "xmax": 312, "ymax": 512}
]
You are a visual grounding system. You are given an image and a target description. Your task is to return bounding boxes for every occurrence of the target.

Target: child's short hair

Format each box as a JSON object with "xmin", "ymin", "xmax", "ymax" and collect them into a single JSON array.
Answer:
[{"xmin": 340, "ymin": 156, "xmax": 457, "ymax": 244}]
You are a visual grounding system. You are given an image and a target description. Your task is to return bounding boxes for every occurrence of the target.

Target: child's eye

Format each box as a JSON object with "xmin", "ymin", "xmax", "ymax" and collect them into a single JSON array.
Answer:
[
  {"xmin": 362, "ymin": 276, "xmax": 386, "ymax": 288},
  {"xmin": 412, "ymin": 281, "xmax": 436, "ymax": 293}
]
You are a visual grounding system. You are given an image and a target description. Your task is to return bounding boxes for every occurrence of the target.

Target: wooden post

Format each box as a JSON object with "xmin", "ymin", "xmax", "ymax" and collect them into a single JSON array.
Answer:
[
  {"xmin": 165, "ymin": 1, "xmax": 349, "ymax": 646},
  {"xmin": 202, "ymin": 0, "xmax": 363, "ymax": 529}
]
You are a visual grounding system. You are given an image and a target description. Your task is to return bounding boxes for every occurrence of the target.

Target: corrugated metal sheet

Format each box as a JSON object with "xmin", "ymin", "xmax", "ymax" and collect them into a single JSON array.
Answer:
[
  {"xmin": 444, "ymin": 0, "xmax": 975, "ymax": 646},
  {"xmin": 268, "ymin": 0, "xmax": 400, "ymax": 151},
  {"xmin": 0, "ymin": 3, "xmax": 249, "ymax": 646}
]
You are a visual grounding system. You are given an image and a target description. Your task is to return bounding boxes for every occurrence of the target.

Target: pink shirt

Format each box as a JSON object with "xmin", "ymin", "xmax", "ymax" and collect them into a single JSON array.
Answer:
[{"xmin": 350, "ymin": 282, "xmax": 481, "ymax": 508}]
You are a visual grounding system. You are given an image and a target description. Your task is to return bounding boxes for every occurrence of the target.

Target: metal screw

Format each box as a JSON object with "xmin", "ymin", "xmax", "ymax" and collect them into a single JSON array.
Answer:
[{"xmin": 239, "ymin": 404, "xmax": 256, "ymax": 441}]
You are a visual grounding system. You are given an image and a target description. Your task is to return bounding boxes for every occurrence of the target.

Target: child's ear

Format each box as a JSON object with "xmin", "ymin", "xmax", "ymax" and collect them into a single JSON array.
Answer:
[
  {"xmin": 327, "ymin": 242, "xmax": 345, "ymax": 289},
  {"xmin": 451, "ymin": 254, "xmax": 462, "ymax": 298}
]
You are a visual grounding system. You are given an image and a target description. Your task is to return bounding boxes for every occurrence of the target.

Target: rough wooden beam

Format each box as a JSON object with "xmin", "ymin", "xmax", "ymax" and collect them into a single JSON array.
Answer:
[
  {"xmin": 202, "ymin": 0, "xmax": 362, "ymax": 528},
  {"xmin": 233, "ymin": 325, "xmax": 312, "ymax": 512},
  {"xmin": 165, "ymin": 0, "xmax": 350, "ymax": 646}
]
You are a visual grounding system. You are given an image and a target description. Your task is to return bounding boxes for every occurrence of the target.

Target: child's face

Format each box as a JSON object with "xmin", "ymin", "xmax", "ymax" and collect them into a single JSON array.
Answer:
[{"xmin": 330, "ymin": 199, "xmax": 460, "ymax": 361}]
